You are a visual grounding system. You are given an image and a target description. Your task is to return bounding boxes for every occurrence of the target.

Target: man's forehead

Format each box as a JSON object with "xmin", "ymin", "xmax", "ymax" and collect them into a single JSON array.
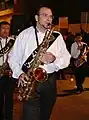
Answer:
[
  {"xmin": 39, "ymin": 7, "xmax": 52, "ymax": 14},
  {"xmin": 1, "ymin": 24, "xmax": 10, "ymax": 28},
  {"xmin": 76, "ymin": 36, "xmax": 82, "ymax": 39}
]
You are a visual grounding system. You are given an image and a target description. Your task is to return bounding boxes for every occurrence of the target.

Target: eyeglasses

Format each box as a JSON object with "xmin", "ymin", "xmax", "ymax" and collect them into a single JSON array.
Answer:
[{"xmin": 38, "ymin": 13, "xmax": 54, "ymax": 19}]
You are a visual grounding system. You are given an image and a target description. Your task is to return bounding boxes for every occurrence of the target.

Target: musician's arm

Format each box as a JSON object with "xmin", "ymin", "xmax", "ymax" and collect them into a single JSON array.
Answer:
[
  {"xmin": 8, "ymin": 33, "xmax": 24, "ymax": 79},
  {"xmin": 47, "ymin": 34, "xmax": 71, "ymax": 70},
  {"xmin": 71, "ymin": 43, "xmax": 80, "ymax": 59}
]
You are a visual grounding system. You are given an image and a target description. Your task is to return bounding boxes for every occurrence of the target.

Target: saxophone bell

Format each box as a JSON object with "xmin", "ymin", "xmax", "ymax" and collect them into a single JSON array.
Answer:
[{"xmin": 33, "ymin": 67, "xmax": 48, "ymax": 82}]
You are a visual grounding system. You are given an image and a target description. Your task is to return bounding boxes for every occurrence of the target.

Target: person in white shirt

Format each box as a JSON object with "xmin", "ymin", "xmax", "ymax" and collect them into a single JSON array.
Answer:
[
  {"xmin": 0, "ymin": 21, "xmax": 15, "ymax": 120},
  {"xmin": 8, "ymin": 6, "xmax": 71, "ymax": 120},
  {"xmin": 71, "ymin": 33, "xmax": 89, "ymax": 94}
]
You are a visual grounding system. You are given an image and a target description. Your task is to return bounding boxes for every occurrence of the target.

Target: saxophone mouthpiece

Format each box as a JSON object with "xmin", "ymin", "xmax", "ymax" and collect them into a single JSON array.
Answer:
[
  {"xmin": 47, "ymin": 23, "xmax": 52, "ymax": 28},
  {"xmin": 47, "ymin": 23, "xmax": 51, "ymax": 26},
  {"xmin": 47, "ymin": 23, "xmax": 54, "ymax": 30}
]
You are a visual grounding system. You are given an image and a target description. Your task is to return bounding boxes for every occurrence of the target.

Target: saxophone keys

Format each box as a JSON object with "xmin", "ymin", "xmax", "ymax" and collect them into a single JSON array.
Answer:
[
  {"xmin": 26, "ymin": 95, "xmax": 29, "ymax": 100},
  {"xmin": 25, "ymin": 88, "xmax": 28, "ymax": 91},
  {"xmin": 28, "ymin": 81, "xmax": 31, "ymax": 85},
  {"xmin": 18, "ymin": 95, "xmax": 22, "ymax": 101}
]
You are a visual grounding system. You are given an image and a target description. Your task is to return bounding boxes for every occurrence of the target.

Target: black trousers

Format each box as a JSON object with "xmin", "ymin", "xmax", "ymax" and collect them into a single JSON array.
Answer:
[
  {"xmin": 74, "ymin": 63, "xmax": 89, "ymax": 90},
  {"xmin": 22, "ymin": 72, "xmax": 57, "ymax": 120},
  {"xmin": 0, "ymin": 75, "xmax": 16, "ymax": 120}
]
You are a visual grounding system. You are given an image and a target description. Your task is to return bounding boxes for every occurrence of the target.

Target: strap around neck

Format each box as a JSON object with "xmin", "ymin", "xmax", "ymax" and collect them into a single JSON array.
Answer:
[{"xmin": 34, "ymin": 27, "xmax": 39, "ymax": 47}]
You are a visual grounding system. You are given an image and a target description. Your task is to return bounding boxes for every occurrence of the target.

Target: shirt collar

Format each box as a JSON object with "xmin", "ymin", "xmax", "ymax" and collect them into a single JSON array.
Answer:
[{"xmin": 0, "ymin": 37, "xmax": 8, "ymax": 41}]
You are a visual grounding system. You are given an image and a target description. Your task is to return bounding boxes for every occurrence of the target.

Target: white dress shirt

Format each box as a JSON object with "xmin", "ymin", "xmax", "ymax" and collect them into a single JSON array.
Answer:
[{"xmin": 8, "ymin": 26, "xmax": 71, "ymax": 79}]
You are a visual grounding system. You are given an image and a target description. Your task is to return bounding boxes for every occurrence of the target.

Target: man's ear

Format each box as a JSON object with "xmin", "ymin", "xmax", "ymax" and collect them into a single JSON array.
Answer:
[{"xmin": 35, "ymin": 15, "xmax": 38, "ymax": 22}]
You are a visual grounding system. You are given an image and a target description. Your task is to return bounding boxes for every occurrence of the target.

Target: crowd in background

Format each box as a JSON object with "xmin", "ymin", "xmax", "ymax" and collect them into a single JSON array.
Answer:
[{"xmin": 63, "ymin": 28, "xmax": 89, "ymax": 53}]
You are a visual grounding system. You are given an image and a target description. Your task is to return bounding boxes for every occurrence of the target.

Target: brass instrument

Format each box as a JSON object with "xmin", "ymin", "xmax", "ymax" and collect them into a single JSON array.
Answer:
[
  {"xmin": 0, "ymin": 63, "xmax": 11, "ymax": 78},
  {"xmin": 74, "ymin": 47, "xmax": 89, "ymax": 67},
  {"xmin": 18, "ymin": 26, "xmax": 55, "ymax": 101}
]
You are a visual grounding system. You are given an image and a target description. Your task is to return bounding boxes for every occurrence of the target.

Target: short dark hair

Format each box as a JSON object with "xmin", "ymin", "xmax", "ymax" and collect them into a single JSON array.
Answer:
[
  {"xmin": 30, "ymin": 5, "xmax": 52, "ymax": 27},
  {"xmin": 35, "ymin": 5, "xmax": 52, "ymax": 15},
  {"xmin": 0, "ymin": 21, "xmax": 10, "ymax": 28},
  {"xmin": 75, "ymin": 33, "xmax": 82, "ymax": 38}
]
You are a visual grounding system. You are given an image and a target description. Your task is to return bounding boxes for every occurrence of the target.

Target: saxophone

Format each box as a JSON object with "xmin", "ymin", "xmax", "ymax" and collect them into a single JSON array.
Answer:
[
  {"xmin": 74, "ymin": 47, "xmax": 89, "ymax": 67},
  {"xmin": 0, "ymin": 63, "xmax": 11, "ymax": 78},
  {"xmin": 18, "ymin": 26, "xmax": 55, "ymax": 101}
]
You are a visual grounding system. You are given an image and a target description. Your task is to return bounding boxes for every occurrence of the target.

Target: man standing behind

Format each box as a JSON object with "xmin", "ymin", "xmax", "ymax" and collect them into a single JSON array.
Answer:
[
  {"xmin": 8, "ymin": 6, "xmax": 71, "ymax": 120},
  {"xmin": 0, "ymin": 21, "xmax": 15, "ymax": 120},
  {"xmin": 71, "ymin": 33, "xmax": 89, "ymax": 94}
]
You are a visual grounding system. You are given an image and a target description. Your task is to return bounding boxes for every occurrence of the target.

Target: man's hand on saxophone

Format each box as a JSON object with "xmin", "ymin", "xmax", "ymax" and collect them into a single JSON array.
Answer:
[
  {"xmin": 18, "ymin": 73, "xmax": 28, "ymax": 87},
  {"xmin": 39, "ymin": 52, "xmax": 56, "ymax": 64},
  {"xmin": 18, "ymin": 52, "xmax": 56, "ymax": 87}
]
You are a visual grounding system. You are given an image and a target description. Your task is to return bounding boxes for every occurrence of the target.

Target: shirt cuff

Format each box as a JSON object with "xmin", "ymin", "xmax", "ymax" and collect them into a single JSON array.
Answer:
[{"xmin": 12, "ymin": 69, "xmax": 24, "ymax": 79}]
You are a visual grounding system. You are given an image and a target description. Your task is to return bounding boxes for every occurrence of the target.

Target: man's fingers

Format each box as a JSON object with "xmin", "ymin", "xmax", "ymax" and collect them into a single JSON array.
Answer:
[
  {"xmin": 18, "ymin": 80, "xmax": 22, "ymax": 87},
  {"xmin": 18, "ymin": 74, "xmax": 28, "ymax": 87},
  {"xmin": 22, "ymin": 79, "xmax": 27, "ymax": 84}
]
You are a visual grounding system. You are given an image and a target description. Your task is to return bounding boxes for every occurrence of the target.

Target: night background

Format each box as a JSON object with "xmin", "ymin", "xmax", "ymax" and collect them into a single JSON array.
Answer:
[
  {"xmin": 1, "ymin": 0, "xmax": 89, "ymax": 34},
  {"xmin": 0, "ymin": 0, "xmax": 89, "ymax": 24},
  {"xmin": 19, "ymin": 0, "xmax": 89, "ymax": 24}
]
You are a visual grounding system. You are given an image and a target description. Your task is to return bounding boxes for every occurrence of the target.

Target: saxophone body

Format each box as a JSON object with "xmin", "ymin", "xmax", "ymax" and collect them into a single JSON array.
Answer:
[
  {"xmin": 0, "ymin": 63, "xmax": 9, "ymax": 77},
  {"xmin": 18, "ymin": 27, "xmax": 55, "ymax": 101}
]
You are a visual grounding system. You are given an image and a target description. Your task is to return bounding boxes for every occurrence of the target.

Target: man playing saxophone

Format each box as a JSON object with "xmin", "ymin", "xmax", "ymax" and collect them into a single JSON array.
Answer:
[
  {"xmin": 71, "ymin": 33, "xmax": 89, "ymax": 94},
  {"xmin": 0, "ymin": 21, "xmax": 15, "ymax": 120},
  {"xmin": 8, "ymin": 6, "xmax": 71, "ymax": 120}
]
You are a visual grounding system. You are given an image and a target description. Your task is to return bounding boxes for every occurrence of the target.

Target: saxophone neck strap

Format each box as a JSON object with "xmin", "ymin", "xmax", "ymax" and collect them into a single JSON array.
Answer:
[
  {"xmin": 0, "ymin": 37, "xmax": 8, "ymax": 63},
  {"xmin": 34, "ymin": 26, "xmax": 39, "ymax": 47},
  {"xmin": 0, "ymin": 38, "xmax": 15, "ymax": 58},
  {"xmin": 0, "ymin": 37, "xmax": 7, "ymax": 49},
  {"xmin": 22, "ymin": 32, "xmax": 60, "ymax": 73}
]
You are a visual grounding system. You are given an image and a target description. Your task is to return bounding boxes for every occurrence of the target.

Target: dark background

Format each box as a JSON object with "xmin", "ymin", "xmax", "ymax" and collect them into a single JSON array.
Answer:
[
  {"xmin": 20, "ymin": 0, "xmax": 89, "ymax": 24},
  {"xmin": 11, "ymin": 0, "xmax": 89, "ymax": 35}
]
